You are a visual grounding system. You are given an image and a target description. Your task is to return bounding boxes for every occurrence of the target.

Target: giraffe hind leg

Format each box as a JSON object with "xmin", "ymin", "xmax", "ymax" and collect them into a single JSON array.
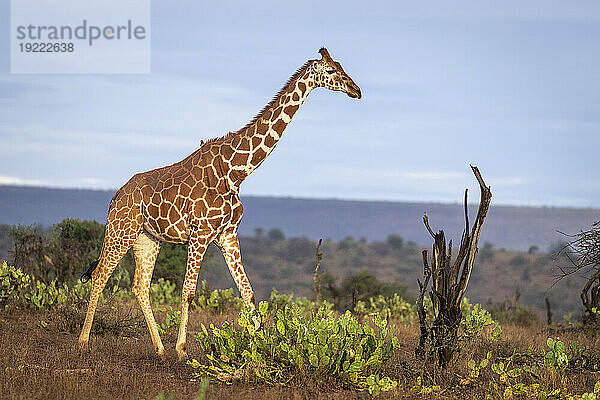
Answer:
[
  {"xmin": 131, "ymin": 231, "xmax": 165, "ymax": 359},
  {"xmin": 78, "ymin": 236, "xmax": 137, "ymax": 352}
]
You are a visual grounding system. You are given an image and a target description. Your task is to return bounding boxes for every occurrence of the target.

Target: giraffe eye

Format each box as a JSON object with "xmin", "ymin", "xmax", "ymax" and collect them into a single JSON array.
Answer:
[{"xmin": 326, "ymin": 69, "xmax": 336, "ymax": 75}]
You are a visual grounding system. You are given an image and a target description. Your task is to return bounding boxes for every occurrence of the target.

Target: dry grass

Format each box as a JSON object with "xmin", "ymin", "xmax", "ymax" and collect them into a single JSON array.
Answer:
[{"xmin": 1, "ymin": 304, "xmax": 600, "ymax": 399}]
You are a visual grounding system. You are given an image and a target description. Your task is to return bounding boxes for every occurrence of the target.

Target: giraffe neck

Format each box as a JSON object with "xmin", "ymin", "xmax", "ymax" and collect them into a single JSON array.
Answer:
[{"xmin": 222, "ymin": 61, "xmax": 317, "ymax": 187}]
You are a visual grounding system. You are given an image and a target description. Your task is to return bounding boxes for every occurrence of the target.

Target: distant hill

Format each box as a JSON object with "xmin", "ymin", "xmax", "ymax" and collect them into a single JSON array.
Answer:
[{"xmin": 1, "ymin": 185, "xmax": 598, "ymax": 251}]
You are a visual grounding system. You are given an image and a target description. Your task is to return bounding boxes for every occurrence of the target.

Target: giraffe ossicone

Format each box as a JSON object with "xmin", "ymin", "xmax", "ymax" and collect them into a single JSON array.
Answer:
[{"xmin": 78, "ymin": 48, "xmax": 361, "ymax": 361}]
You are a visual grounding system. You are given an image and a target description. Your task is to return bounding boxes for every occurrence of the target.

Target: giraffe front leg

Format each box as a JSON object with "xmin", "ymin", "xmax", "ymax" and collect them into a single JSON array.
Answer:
[
  {"xmin": 217, "ymin": 230, "xmax": 261, "ymax": 330},
  {"xmin": 176, "ymin": 232, "xmax": 212, "ymax": 362},
  {"xmin": 218, "ymin": 230, "xmax": 256, "ymax": 308}
]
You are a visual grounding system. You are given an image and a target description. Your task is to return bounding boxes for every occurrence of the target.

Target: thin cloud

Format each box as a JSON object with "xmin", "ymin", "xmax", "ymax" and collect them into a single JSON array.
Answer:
[
  {"xmin": 77, "ymin": 177, "xmax": 109, "ymax": 188},
  {"xmin": 0, "ymin": 125, "xmax": 197, "ymax": 154},
  {"xmin": 374, "ymin": 1, "xmax": 600, "ymax": 21},
  {"xmin": 493, "ymin": 177, "xmax": 528, "ymax": 186},
  {"xmin": 399, "ymin": 171, "xmax": 466, "ymax": 180},
  {"xmin": 0, "ymin": 174, "xmax": 46, "ymax": 186}
]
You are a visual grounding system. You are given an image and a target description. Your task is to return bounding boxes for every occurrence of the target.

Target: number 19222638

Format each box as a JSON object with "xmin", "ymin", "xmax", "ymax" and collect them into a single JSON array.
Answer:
[{"xmin": 19, "ymin": 43, "xmax": 74, "ymax": 52}]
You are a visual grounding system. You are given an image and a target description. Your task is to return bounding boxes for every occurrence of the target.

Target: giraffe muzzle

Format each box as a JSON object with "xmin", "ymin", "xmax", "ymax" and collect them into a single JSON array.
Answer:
[{"xmin": 347, "ymin": 86, "xmax": 362, "ymax": 99}]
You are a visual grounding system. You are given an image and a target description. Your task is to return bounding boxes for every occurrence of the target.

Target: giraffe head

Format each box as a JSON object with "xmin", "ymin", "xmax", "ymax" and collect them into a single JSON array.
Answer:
[{"xmin": 312, "ymin": 48, "xmax": 362, "ymax": 99}]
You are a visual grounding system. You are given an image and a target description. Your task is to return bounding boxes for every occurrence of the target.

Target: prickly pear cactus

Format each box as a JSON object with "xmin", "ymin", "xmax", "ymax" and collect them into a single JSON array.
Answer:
[{"xmin": 190, "ymin": 301, "xmax": 399, "ymax": 395}]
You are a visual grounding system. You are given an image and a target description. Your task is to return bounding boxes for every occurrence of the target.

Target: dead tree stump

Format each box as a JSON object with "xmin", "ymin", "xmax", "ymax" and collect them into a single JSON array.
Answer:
[
  {"xmin": 416, "ymin": 165, "xmax": 492, "ymax": 367},
  {"xmin": 545, "ymin": 297, "xmax": 553, "ymax": 325},
  {"xmin": 313, "ymin": 239, "xmax": 323, "ymax": 304}
]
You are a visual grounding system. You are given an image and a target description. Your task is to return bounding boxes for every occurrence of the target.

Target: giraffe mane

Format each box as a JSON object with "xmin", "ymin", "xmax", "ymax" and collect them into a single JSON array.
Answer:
[{"xmin": 204, "ymin": 60, "xmax": 313, "ymax": 146}]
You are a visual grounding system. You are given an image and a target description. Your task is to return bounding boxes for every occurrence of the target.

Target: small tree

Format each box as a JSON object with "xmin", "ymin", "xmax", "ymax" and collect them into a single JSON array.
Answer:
[
  {"xmin": 154, "ymin": 242, "xmax": 189, "ymax": 287},
  {"xmin": 322, "ymin": 270, "xmax": 408, "ymax": 312},
  {"xmin": 10, "ymin": 219, "xmax": 130, "ymax": 285},
  {"xmin": 479, "ymin": 242, "xmax": 494, "ymax": 261},
  {"xmin": 555, "ymin": 221, "xmax": 600, "ymax": 321},
  {"xmin": 267, "ymin": 228, "xmax": 285, "ymax": 241},
  {"xmin": 386, "ymin": 234, "xmax": 404, "ymax": 250},
  {"xmin": 9, "ymin": 224, "xmax": 49, "ymax": 282},
  {"xmin": 0, "ymin": 224, "xmax": 12, "ymax": 261},
  {"xmin": 48, "ymin": 219, "xmax": 104, "ymax": 283},
  {"xmin": 528, "ymin": 245, "xmax": 539, "ymax": 254}
]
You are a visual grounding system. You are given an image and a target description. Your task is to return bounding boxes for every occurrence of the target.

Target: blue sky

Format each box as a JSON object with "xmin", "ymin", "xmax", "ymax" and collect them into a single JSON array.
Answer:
[{"xmin": 1, "ymin": 1, "xmax": 599, "ymax": 207}]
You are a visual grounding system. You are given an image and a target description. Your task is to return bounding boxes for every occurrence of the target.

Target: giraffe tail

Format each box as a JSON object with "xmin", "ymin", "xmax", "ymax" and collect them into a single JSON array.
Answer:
[{"xmin": 80, "ymin": 259, "xmax": 100, "ymax": 283}]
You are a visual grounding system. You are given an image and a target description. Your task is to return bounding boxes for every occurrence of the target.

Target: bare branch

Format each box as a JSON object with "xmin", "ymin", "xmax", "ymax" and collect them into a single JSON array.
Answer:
[
  {"xmin": 463, "ymin": 189, "xmax": 469, "ymax": 235},
  {"xmin": 423, "ymin": 213, "xmax": 436, "ymax": 238},
  {"xmin": 581, "ymin": 269, "xmax": 600, "ymax": 312},
  {"xmin": 456, "ymin": 165, "xmax": 492, "ymax": 301},
  {"xmin": 422, "ymin": 250, "xmax": 431, "ymax": 279}
]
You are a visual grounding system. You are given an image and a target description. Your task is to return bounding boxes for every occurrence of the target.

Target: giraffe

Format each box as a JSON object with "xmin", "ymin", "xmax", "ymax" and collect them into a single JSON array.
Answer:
[{"xmin": 78, "ymin": 48, "xmax": 361, "ymax": 361}]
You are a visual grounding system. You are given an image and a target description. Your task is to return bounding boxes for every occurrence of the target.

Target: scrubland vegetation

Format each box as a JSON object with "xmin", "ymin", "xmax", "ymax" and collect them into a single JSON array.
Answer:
[
  {"xmin": 0, "ymin": 219, "xmax": 586, "ymax": 318},
  {"xmin": 2, "ymin": 218, "xmax": 600, "ymax": 399},
  {"xmin": 2, "ymin": 263, "xmax": 600, "ymax": 398}
]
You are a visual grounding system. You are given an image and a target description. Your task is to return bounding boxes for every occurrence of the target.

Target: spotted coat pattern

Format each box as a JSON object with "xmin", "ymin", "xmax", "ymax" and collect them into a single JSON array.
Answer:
[{"xmin": 78, "ymin": 48, "xmax": 361, "ymax": 361}]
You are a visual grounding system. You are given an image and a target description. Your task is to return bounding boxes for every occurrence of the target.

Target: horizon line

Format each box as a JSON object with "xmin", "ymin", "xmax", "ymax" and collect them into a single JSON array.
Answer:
[{"xmin": 1, "ymin": 183, "xmax": 598, "ymax": 212}]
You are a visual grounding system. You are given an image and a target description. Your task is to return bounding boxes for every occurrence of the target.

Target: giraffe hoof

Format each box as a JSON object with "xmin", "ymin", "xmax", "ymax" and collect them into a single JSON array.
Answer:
[
  {"xmin": 157, "ymin": 348, "xmax": 166, "ymax": 362},
  {"xmin": 176, "ymin": 343, "xmax": 188, "ymax": 362},
  {"xmin": 177, "ymin": 351, "xmax": 189, "ymax": 362},
  {"xmin": 78, "ymin": 340, "xmax": 89, "ymax": 354}
]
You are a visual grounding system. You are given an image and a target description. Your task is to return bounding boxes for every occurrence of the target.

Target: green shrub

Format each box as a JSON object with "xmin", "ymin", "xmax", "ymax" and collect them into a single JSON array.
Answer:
[
  {"xmin": 462, "ymin": 337, "xmax": 595, "ymax": 399},
  {"xmin": 48, "ymin": 219, "xmax": 105, "ymax": 284},
  {"xmin": 460, "ymin": 298, "xmax": 502, "ymax": 342},
  {"xmin": 189, "ymin": 302, "xmax": 399, "ymax": 395},
  {"xmin": 149, "ymin": 278, "xmax": 179, "ymax": 305},
  {"xmin": 509, "ymin": 254, "xmax": 528, "ymax": 266},
  {"xmin": 353, "ymin": 294, "xmax": 500, "ymax": 341},
  {"xmin": 0, "ymin": 261, "xmax": 92, "ymax": 310},
  {"xmin": 192, "ymin": 281, "xmax": 244, "ymax": 314},
  {"xmin": 1, "ymin": 261, "xmax": 32, "ymax": 309},
  {"xmin": 486, "ymin": 298, "xmax": 539, "ymax": 327},
  {"xmin": 9, "ymin": 220, "xmax": 107, "ymax": 285},
  {"xmin": 267, "ymin": 288, "xmax": 333, "ymax": 315},
  {"xmin": 543, "ymin": 337, "xmax": 581, "ymax": 390},
  {"xmin": 154, "ymin": 242, "xmax": 189, "ymax": 287},
  {"xmin": 354, "ymin": 293, "xmax": 416, "ymax": 323},
  {"xmin": 9, "ymin": 224, "xmax": 50, "ymax": 282},
  {"xmin": 544, "ymin": 338, "xmax": 570, "ymax": 373},
  {"xmin": 157, "ymin": 309, "xmax": 181, "ymax": 335},
  {"xmin": 0, "ymin": 261, "xmax": 133, "ymax": 311}
]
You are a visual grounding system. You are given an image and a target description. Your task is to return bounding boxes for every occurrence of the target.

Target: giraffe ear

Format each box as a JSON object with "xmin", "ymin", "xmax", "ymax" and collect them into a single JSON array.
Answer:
[{"xmin": 319, "ymin": 47, "xmax": 332, "ymax": 61}]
